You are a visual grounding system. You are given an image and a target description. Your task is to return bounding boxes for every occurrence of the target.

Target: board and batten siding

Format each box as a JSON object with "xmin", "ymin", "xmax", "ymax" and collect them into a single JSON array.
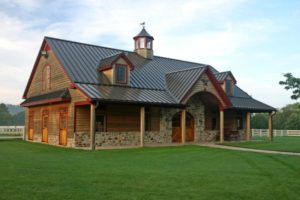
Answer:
[
  {"xmin": 24, "ymin": 43, "xmax": 89, "ymax": 141},
  {"xmin": 183, "ymin": 73, "xmax": 226, "ymax": 107},
  {"xmin": 26, "ymin": 50, "xmax": 71, "ymax": 98}
]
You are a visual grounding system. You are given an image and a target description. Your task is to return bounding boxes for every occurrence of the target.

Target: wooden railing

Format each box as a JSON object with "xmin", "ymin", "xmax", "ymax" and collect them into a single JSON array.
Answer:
[
  {"xmin": 252, "ymin": 129, "xmax": 300, "ymax": 137},
  {"xmin": 0, "ymin": 126, "xmax": 24, "ymax": 138}
]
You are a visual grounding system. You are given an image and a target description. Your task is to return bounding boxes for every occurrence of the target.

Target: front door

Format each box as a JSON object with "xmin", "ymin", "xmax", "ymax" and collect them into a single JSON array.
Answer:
[
  {"xmin": 172, "ymin": 112, "xmax": 195, "ymax": 143},
  {"xmin": 42, "ymin": 111, "xmax": 48, "ymax": 143},
  {"xmin": 186, "ymin": 113, "xmax": 195, "ymax": 142},
  {"xmin": 59, "ymin": 111, "xmax": 68, "ymax": 146},
  {"xmin": 172, "ymin": 113, "xmax": 181, "ymax": 143}
]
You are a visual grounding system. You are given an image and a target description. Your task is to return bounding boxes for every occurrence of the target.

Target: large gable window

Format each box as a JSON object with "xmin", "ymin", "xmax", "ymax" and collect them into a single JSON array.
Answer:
[
  {"xmin": 43, "ymin": 65, "xmax": 51, "ymax": 91},
  {"xmin": 115, "ymin": 64, "xmax": 127, "ymax": 84}
]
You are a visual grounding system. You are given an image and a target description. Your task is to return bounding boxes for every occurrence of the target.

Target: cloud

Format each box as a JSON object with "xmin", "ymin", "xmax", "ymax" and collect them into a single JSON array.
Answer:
[{"xmin": 0, "ymin": 0, "xmax": 298, "ymax": 108}]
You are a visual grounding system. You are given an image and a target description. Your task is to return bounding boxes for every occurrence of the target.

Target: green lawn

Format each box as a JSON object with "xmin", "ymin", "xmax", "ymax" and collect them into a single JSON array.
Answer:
[
  {"xmin": 1, "ymin": 140, "xmax": 300, "ymax": 200},
  {"xmin": 223, "ymin": 136, "xmax": 300, "ymax": 153}
]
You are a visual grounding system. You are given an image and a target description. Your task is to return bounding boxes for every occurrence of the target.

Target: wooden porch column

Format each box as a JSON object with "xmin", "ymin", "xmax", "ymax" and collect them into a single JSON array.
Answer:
[
  {"xmin": 90, "ymin": 104, "xmax": 96, "ymax": 150},
  {"xmin": 246, "ymin": 112, "xmax": 251, "ymax": 141},
  {"xmin": 219, "ymin": 109, "xmax": 224, "ymax": 143},
  {"xmin": 140, "ymin": 106, "xmax": 145, "ymax": 147},
  {"xmin": 268, "ymin": 112, "xmax": 273, "ymax": 141},
  {"xmin": 181, "ymin": 109, "xmax": 186, "ymax": 144}
]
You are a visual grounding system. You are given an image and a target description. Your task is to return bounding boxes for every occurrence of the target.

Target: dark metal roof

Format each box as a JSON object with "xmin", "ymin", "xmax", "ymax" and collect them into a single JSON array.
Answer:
[
  {"xmin": 229, "ymin": 96, "xmax": 276, "ymax": 112},
  {"xmin": 133, "ymin": 28, "xmax": 154, "ymax": 40},
  {"xmin": 165, "ymin": 67, "xmax": 206, "ymax": 101},
  {"xmin": 45, "ymin": 37, "xmax": 275, "ymax": 111},
  {"xmin": 98, "ymin": 53, "xmax": 123, "ymax": 69},
  {"xmin": 215, "ymin": 71, "xmax": 237, "ymax": 83},
  {"xmin": 46, "ymin": 37, "xmax": 209, "ymax": 90},
  {"xmin": 76, "ymin": 83, "xmax": 178, "ymax": 105},
  {"xmin": 215, "ymin": 71, "xmax": 230, "ymax": 81},
  {"xmin": 21, "ymin": 89, "xmax": 71, "ymax": 107}
]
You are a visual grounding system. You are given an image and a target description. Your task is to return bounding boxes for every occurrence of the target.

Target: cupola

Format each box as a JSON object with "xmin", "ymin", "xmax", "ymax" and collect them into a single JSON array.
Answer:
[{"xmin": 133, "ymin": 25, "xmax": 154, "ymax": 59}]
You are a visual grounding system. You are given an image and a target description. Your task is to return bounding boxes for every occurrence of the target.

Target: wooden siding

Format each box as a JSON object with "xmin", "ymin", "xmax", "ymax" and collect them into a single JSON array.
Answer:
[
  {"xmin": 24, "ymin": 42, "xmax": 89, "ymax": 141},
  {"xmin": 73, "ymin": 105, "xmax": 161, "ymax": 132},
  {"xmin": 27, "ymin": 50, "xmax": 71, "ymax": 98},
  {"xmin": 106, "ymin": 105, "xmax": 140, "ymax": 132},
  {"xmin": 75, "ymin": 106, "xmax": 90, "ymax": 132},
  {"xmin": 183, "ymin": 73, "xmax": 226, "ymax": 107}
]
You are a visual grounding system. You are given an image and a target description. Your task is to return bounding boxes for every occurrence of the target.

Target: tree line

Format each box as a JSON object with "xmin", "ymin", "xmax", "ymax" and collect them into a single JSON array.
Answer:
[
  {"xmin": 251, "ymin": 103, "xmax": 300, "ymax": 130},
  {"xmin": 0, "ymin": 103, "xmax": 24, "ymax": 126}
]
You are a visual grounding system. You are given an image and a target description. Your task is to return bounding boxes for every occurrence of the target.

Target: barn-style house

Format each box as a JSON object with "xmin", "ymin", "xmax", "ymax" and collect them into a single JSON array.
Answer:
[{"xmin": 21, "ymin": 27, "xmax": 276, "ymax": 149}]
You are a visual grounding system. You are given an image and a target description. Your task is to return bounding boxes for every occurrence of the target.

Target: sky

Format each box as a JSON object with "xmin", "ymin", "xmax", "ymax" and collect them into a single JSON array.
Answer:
[{"xmin": 0, "ymin": 0, "xmax": 299, "ymax": 108}]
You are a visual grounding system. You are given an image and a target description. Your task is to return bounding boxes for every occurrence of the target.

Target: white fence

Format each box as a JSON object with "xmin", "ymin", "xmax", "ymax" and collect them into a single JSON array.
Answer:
[
  {"xmin": 0, "ymin": 126, "xmax": 24, "ymax": 138},
  {"xmin": 252, "ymin": 129, "xmax": 300, "ymax": 137}
]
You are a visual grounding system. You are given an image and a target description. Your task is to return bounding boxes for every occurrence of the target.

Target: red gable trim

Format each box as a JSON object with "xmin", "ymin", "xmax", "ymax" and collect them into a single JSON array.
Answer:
[
  {"xmin": 205, "ymin": 67, "xmax": 232, "ymax": 108},
  {"xmin": 22, "ymin": 37, "xmax": 92, "ymax": 102},
  {"xmin": 74, "ymin": 101, "xmax": 91, "ymax": 106},
  {"xmin": 22, "ymin": 39, "xmax": 47, "ymax": 99},
  {"xmin": 21, "ymin": 98, "xmax": 71, "ymax": 107},
  {"xmin": 98, "ymin": 53, "xmax": 135, "ymax": 72}
]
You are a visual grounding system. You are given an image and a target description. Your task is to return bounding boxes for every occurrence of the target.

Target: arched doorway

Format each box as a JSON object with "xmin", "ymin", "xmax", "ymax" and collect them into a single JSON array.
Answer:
[{"xmin": 172, "ymin": 112, "xmax": 195, "ymax": 143}]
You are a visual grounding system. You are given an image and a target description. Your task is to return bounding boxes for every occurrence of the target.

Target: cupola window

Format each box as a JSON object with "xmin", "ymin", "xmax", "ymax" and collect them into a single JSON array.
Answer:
[
  {"xmin": 140, "ymin": 38, "xmax": 145, "ymax": 48},
  {"xmin": 147, "ymin": 40, "xmax": 151, "ymax": 49}
]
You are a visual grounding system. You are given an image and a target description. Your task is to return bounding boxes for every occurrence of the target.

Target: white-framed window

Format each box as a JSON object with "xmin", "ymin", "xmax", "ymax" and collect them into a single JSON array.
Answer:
[
  {"xmin": 140, "ymin": 38, "xmax": 145, "ymax": 48},
  {"xmin": 135, "ymin": 40, "xmax": 139, "ymax": 49},
  {"xmin": 147, "ymin": 40, "xmax": 151, "ymax": 49}
]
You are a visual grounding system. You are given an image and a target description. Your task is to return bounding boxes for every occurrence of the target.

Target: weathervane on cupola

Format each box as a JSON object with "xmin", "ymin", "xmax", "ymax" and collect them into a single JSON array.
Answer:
[{"xmin": 133, "ymin": 22, "xmax": 154, "ymax": 59}]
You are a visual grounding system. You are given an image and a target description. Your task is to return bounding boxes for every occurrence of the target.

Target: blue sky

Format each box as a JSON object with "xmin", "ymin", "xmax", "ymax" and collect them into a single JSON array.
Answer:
[{"xmin": 0, "ymin": 0, "xmax": 299, "ymax": 108}]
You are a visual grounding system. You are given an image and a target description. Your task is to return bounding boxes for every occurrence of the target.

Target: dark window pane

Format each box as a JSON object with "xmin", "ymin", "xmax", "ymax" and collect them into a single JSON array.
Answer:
[
  {"xmin": 225, "ymin": 80, "xmax": 232, "ymax": 95},
  {"xmin": 116, "ymin": 65, "xmax": 126, "ymax": 83}
]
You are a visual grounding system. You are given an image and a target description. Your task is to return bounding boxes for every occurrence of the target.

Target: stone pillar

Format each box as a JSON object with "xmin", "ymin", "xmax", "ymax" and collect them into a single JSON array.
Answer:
[
  {"xmin": 140, "ymin": 106, "xmax": 145, "ymax": 147},
  {"xmin": 90, "ymin": 104, "xmax": 96, "ymax": 150},
  {"xmin": 181, "ymin": 109, "xmax": 186, "ymax": 144},
  {"xmin": 268, "ymin": 112, "xmax": 273, "ymax": 141},
  {"xmin": 246, "ymin": 112, "xmax": 251, "ymax": 141},
  {"xmin": 220, "ymin": 109, "xmax": 224, "ymax": 143}
]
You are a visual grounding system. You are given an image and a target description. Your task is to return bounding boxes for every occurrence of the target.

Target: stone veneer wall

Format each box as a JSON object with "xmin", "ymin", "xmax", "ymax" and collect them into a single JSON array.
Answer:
[
  {"xmin": 95, "ymin": 131, "xmax": 140, "ymax": 147},
  {"xmin": 201, "ymin": 130, "xmax": 218, "ymax": 142},
  {"xmin": 185, "ymin": 95, "xmax": 205, "ymax": 142},
  {"xmin": 75, "ymin": 132, "xmax": 90, "ymax": 147},
  {"xmin": 144, "ymin": 131, "xmax": 172, "ymax": 145},
  {"xmin": 30, "ymin": 134, "xmax": 75, "ymax": 147}
]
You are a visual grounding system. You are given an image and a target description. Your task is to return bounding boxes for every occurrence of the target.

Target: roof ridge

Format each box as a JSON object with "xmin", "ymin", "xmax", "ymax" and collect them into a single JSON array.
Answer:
[
  {"xmin": 165, "ymin": 66, "xmax": 205, "ymax": 74},
  {"xmin": 45, "ymin": 36, "xmax": 132, "ymax": 53},
  {"xmin": 74, "ymin": 82, "xmax": 166, "ymax": 91},
  {"xmin": 100, "ymin": 52, "xmax": 123, "ymax": 60},
  {"xmin": 45, "ymin": 36, "xmax": 221, "ymax": 73},
  {"xmin": 216, "ymin": 71, "xmax": 230, "ymax": 74},
  {"xmin": 154, "ymin": 55, "xmax": 209, "ymax": 67}
]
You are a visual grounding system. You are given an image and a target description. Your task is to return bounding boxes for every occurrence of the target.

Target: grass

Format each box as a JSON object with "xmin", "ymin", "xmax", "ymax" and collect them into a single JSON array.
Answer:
[
  {"xmin": 223, "ymin": 136, "xmax": 300, "ymax": 153},
  {"xmin": 1, "ymin": 140, "xmax": 300, "ymax": 200}
]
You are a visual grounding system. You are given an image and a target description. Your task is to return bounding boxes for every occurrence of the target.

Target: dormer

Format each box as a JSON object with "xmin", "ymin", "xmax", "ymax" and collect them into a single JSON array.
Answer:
[
  {"xmin": 133, "ymin": 27, "xmax": 154, "ymax": 59},
  {"xmin": 216, "ymin": 71, "xmax": 237, "ymax": 96},
  {"xmin": 98, "ymin": 53, "xmax": 134, "ymax": 86}
]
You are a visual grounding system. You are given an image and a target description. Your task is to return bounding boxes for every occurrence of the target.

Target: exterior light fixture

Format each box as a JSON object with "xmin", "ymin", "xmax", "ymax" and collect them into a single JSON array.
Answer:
[{"xmin": 41, "ymin": 50, "xmax": 48, "ymax": 58}]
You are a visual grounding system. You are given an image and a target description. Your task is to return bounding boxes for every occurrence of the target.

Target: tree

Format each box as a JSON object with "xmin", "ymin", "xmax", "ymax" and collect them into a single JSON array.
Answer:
[
  {"xmin": 0, "ymin": 103, "xmax": 12, "ymax": 125},
  {"xmin": 251, "ymin": 113, "xmax": 268, "ymax": 129},
  {"xmin": 279, "ymin": 73, "xmax": 300, "ymax": 100}
]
